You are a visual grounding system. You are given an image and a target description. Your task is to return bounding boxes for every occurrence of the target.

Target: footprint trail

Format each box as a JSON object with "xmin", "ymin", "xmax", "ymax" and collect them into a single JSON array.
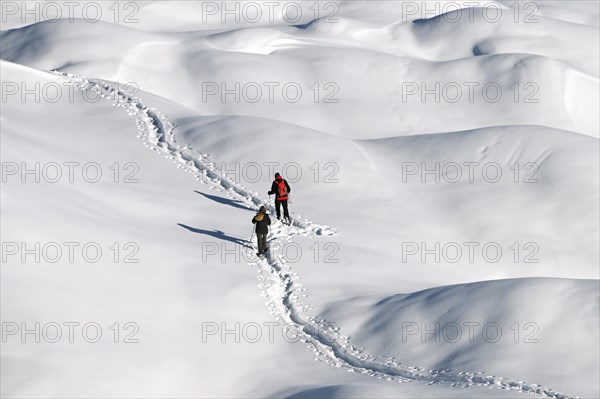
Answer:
[{"xmin": 56, "ymin": 71, "xmax": 578, "ymax": 399}]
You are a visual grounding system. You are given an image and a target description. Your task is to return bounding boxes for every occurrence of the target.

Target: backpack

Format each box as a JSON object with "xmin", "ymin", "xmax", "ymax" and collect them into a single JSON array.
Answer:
[{"xmin": 277, "ymin": 179, "xmax": 287, "ymax": 198}]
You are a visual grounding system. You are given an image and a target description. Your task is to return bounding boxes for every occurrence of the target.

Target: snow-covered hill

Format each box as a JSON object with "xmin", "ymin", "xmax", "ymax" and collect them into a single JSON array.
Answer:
[{"xmin": 1, "ymin": 1, "xmax": 598, "ymax": 398}]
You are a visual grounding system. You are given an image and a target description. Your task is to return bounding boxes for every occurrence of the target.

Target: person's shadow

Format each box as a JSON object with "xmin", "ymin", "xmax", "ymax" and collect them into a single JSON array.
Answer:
[
  {"xmin": 177, "ymin": 223, "xmax": 253, "ymax": 249},
  {"xmin": 194, "ymin": 191, "xmax": 251, "ymax": 211}
]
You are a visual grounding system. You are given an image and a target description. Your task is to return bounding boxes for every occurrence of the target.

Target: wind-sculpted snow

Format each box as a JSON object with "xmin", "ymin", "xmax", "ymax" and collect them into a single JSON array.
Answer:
[{"xmin": 56, "ymin": 71, "xmax": 579, "ymax": 399}]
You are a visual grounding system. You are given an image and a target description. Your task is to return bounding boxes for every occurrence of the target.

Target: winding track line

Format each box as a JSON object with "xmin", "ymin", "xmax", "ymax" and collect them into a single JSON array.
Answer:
[{"xmin": 56, "ymin": 71, "xmax": 578, "ymax": 399}]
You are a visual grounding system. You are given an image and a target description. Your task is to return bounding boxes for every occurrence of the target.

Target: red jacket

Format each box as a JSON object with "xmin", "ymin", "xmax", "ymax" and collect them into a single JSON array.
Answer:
[{"xmin": 269, "ymin": 177, "xmax": 291, "ymax": 201}]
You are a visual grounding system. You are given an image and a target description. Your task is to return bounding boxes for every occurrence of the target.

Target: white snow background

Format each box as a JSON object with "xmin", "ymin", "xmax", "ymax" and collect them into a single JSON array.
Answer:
[{"xmin": 1, "ymin": 1, "xmax": 598, "ymax": 398}]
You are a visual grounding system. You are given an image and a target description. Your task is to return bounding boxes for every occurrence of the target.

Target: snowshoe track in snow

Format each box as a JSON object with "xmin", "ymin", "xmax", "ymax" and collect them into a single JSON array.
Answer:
[{"xmin": 56, "ymin": 71, "xmax": 579, "ymax": 399}]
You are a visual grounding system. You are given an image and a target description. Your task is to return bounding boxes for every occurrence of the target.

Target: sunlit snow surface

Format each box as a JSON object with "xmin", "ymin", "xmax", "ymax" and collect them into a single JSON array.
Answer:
[{"xmin": 1, "ymin": 1, "xmax": 598, "ymax": 398}]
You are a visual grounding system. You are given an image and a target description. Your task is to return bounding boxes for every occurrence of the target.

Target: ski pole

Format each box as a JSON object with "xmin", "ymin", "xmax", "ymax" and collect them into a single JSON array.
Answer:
[{"xmin": 249, "ymin": 225, "xmax": 255, "ymax": 244}]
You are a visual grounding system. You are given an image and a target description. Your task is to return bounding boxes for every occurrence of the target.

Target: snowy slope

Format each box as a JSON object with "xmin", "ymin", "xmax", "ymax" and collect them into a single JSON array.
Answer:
[
  {"xmin": 1, "ymin": 1, "xmax": 599, "ymax": 398},
  {"xmin": 2, "ymin": 9, "xmax": 599, "ymax": 138}
]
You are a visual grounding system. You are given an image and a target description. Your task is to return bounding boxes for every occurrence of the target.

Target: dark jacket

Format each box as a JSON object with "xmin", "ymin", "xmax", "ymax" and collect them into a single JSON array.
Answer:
[
  {"xmin": 268, "ymin": 178, "xmax": 291, "ymax": 201},
  {"xmin": 252, "ymin": 213, "xmax": 271, "ymax": 234}
]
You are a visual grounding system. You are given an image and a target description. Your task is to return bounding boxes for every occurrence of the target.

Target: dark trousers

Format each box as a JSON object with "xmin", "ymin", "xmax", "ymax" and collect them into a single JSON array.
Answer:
[
  {"xmin": 275, "ymin": 199, "xmax": 290, "ymax": 220},
  {"xmin": 257, "ymin": 233, "xmax": 267, "ymax": 254}
]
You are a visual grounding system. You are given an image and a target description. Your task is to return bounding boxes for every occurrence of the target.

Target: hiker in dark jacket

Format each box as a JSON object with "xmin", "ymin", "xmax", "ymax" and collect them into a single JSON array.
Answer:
[
  {"xmin": 252, "ymin": 206, "xmax": 271, "ymax": 255},
  {"xmin": 268, "ymin": 172, "xmax": 291, "ymax": 223}
]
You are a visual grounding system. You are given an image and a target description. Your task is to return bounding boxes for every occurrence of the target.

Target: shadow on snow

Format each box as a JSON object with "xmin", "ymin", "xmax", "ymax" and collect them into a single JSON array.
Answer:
[{"xmin": 177, "ymin": 223, "xmax": 253, "ymax": 249}]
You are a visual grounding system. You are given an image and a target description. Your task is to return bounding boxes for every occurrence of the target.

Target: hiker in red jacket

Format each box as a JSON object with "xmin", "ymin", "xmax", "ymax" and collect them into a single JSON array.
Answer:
[{"xmin": 268, "ymin": 172, "xmax": 291, "ymax": 223}]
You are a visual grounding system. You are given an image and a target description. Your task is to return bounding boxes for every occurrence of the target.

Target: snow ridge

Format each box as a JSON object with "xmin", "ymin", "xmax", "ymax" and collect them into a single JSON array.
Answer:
[{"xmin": 56, "ymin": 71, "xmax": 578, "ymax": 399}]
